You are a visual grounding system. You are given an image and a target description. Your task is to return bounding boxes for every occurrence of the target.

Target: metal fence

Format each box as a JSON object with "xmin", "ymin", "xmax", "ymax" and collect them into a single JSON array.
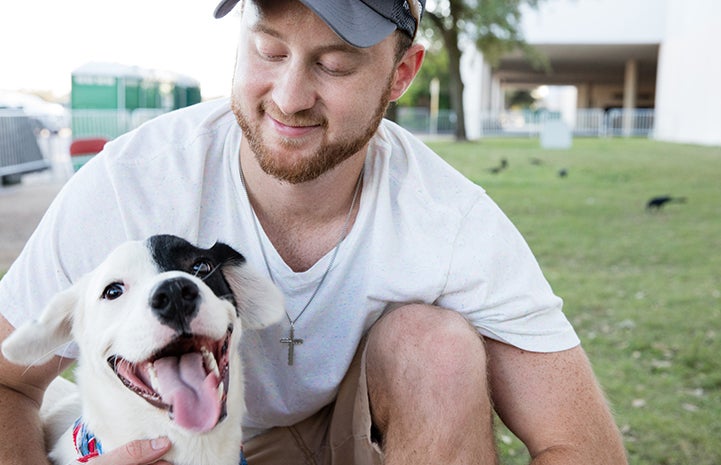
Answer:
[
  {"xmin": 396, "ymin": 108, "xmax": 457, "ymax": 135},
  {"xmin": 397, "ymin": 107, "xmax": 656, "ymax": 138},
  {"xmin": 0, "ymin": 108, "xmax": 165, "ymax": 183},
  {"xmin": 0, "ymin": 111, "xmax": 52, "ymax": 181}
]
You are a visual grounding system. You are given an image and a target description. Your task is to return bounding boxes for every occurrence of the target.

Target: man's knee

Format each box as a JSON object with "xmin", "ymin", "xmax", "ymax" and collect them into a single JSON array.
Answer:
[
  {"xmin": 367, "ymin": 304, "xmax": 485, "ymax": 368},
  {"xmin": 365, "ymin": 304, "xmax": 489, "ymax": 426}
]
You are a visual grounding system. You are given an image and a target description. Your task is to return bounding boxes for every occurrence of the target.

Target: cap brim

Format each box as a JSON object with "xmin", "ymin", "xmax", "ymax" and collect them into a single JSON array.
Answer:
[
  {"xmin": 300, "ymin": 0, "xmax": 396, "ymax": 48},
  {"xmin": 214, "ymin": 0, "xmax": 241, "ymax": 18}
]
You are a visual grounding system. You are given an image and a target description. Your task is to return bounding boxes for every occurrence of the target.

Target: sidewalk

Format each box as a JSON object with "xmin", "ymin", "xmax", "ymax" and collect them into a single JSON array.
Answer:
[{"xmin": 0, "ymin": 172, "xmax": 66, "ymax": 273}]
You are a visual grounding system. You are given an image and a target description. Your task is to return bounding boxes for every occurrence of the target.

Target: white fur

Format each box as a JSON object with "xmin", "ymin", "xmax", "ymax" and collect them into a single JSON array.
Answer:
[{"xmin": 2, "ymin": 239, "xmax": 284, "ymax": 465}]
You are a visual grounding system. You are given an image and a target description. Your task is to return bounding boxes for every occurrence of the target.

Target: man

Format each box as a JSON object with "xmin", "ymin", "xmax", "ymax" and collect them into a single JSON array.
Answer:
[{"xmin": 0, "ymin": 0, "xmax": 627, "ymax": 464}]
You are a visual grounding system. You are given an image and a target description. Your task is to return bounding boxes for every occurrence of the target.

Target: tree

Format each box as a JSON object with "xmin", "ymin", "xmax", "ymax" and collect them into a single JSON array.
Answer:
[
  {"xmin": 507, "ymin": 89, "xmax": 537, "ymax": 109},
  {"xmin": 423, "ymin": 0, "xmax": 547, "ymax": 140}
]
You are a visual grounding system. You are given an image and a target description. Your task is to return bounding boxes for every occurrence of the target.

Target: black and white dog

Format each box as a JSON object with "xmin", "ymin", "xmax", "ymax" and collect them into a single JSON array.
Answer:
[{"xmin": 2, "ymin": 235, "xmax": 284, "ymax": 465}]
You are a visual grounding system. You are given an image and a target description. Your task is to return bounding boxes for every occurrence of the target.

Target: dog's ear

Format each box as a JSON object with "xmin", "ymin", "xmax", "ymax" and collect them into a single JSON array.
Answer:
[
  {"xmin": 1, "ymin": 286, "xmax": 78, "ymax": 366},
  {"xmin": 221, "ymin": 263, "xmax": 285, "ymax": 330}
]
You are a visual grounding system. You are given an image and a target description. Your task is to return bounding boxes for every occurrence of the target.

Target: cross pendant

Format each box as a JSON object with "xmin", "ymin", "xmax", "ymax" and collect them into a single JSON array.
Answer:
[{"xmin": 280, "ymin": 324, "xmax": 304, "ymax": 366}]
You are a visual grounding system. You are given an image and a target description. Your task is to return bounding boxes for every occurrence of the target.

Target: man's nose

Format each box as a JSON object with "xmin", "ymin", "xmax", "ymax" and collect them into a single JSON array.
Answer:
[{"xmin": 271, "ymin": 61, "xmax": 318, "ymax": 116}]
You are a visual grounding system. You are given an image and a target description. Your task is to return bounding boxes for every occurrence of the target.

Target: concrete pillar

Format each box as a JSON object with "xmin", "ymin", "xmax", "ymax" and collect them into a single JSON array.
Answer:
[
  {"xmin": 430, "ymin": 78, "xmax": 440, "ymax": 135},
  {"xmin": 623, "ymin": 59, "xmax": 638, "ymax": 136},
  {"xmin": 460, "ymin": 48, "xmax": 484, "ymax": 140},
  {"xmin": 576, "ymin": 83, "xmax": 589, "ymax": 108},
  {"xmin": 490, "ymin": 75, "xmax": 503, "ymax": 112}
]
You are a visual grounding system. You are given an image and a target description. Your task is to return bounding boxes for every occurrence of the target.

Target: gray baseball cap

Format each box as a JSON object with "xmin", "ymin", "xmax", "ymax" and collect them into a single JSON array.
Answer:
[{"xmin": 213, "ymin": 0, "xmax": 424, "ymax": 48}]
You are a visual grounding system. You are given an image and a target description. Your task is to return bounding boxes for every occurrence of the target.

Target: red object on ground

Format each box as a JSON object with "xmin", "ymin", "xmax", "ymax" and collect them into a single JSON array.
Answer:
[{"xmin": 70, "ymin": 138, "xmax": 107, "ymax": 157}]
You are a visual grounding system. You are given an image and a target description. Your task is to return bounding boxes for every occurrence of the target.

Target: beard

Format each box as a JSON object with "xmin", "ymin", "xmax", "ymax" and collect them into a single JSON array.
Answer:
[{"xmin": 232, "ymin": 80, "xmax": 392, "ymax": 184}]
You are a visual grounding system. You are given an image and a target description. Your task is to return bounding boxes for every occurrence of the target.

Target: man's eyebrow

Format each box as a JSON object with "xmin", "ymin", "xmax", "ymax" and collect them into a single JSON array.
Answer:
[
  {"xmin": 317, "ymin": 42, "xmax": 368, "ymax": 58},
  {"xmin": 250, "ymin": 23, "xmax": 368, "ymax": 58},
  {"xmin": 250, "ymin": 23, "xmax": 282, "ymax": 39}
]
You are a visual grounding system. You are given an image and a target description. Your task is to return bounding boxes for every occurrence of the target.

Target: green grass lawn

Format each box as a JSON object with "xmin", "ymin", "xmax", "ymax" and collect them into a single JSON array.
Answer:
[{"xmin": 427, "ymin": 137, "xmax": 721, "ymax": 465}]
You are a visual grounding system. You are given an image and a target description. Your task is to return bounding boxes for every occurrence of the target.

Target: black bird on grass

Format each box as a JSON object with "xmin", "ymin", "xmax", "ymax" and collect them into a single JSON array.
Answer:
[
  {"xmin": 646, "ymin": 195, "xmax": 687, "ymax": 211},
  {"xmin": 489, "ymin": 158, "xmax": 508, "ymax": 174}
]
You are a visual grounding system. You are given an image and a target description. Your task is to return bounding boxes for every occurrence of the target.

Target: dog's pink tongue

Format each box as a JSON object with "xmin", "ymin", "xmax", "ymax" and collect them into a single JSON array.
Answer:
[{"xmin": 153, "ymin": 353, "xmax": 221, "ymax": 433}]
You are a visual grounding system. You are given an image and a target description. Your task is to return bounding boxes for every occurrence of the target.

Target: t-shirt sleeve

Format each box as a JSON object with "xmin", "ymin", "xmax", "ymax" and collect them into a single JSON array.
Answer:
[{"xmin": 437, "ymin": 194, "xmax": 580, "ymax": 352}]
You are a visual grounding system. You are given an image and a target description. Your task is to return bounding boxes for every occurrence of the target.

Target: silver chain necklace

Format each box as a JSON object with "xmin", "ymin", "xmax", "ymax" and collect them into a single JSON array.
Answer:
[{"xmin": 239, "ymin": 161, "xmax": 364, "ymax": 365}]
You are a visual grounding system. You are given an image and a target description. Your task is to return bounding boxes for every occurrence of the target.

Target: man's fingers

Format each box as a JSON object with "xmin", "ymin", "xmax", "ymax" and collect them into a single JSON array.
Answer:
[
  {"xmin": 122, "ymin": 437, "xmax": 171, "ymax": 463},
  {"xmin": 83, "ymin": 437, "xmax": 172, "ymax": 464}
]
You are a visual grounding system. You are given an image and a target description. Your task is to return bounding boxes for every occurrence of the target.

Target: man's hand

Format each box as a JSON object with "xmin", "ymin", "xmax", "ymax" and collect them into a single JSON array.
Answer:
[{"xmin": 81, "ymin": 438, "xmax": 172, "ymax": 465}]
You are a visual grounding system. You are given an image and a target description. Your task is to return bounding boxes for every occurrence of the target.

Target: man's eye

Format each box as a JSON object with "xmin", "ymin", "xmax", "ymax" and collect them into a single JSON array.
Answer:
[
  {"xmin": 318, "ymin": 61, "xmax": 351, "ymax": 77},
  {"xmin": 101, "ymin": 283, "xmax": 125, "ymax": 300},
  {"xmin": 255, "ymin": 42, "xmax": 285, "ymax": 61},
  {"xmin": 192, "ymin": 260, "xmax": 214, "ymax": 277},
  {"xmin": 261, "ymin": 51, "xmax": 286, "ymax": 61}
]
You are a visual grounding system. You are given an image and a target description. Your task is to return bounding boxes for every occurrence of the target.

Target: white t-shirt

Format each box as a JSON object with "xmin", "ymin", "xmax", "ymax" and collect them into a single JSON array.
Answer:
[{"xmin": 0, "ymin": 98, "xmax": 579, "ymax": 435}]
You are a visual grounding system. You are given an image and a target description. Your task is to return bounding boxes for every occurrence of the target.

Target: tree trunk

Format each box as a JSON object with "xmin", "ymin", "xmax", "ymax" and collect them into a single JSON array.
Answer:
[
  {"xmin": 385, "ymin": 101, "xmax": 398, "ymax": 122},
  {"xmin": 428, "ymin": 10, "xmax": 468, "ymax": 141},
  {"xmin": 445, "ymin": 28, "xmax": 467, "ymax": 141}
]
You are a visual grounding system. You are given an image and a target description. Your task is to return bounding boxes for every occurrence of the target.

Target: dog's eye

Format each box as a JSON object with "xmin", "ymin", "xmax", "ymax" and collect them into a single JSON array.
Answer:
[
  {"xmin": 102, "ymin": 282, "xmax": 125, "ymax": 300},
  {"xmin": 191, "ymin": 260, "xmax": 213, "ymax": 277}
]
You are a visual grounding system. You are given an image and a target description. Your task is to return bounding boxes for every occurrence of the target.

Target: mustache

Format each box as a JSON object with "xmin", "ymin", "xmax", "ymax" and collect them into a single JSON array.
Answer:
[{"xmin": 260, "ymin": 101, "xmax": 327, "ymax": 128}]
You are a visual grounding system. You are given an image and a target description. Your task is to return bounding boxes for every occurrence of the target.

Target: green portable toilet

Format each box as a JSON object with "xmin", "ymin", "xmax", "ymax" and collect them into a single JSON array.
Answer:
[
  {"xmin": 172, "ymin": 74, "xmax": 202, "ymax": 109},
  {"xmin": 71, "ymin": 63, "xmax": 146, "ymax": 139},
  {"xmin": 71, "ymin": 62, "xmax": 201, "ymax": 140},
  {"xmin": 71, "ymin": 62, "xmax": 148, "ymax": 111}
]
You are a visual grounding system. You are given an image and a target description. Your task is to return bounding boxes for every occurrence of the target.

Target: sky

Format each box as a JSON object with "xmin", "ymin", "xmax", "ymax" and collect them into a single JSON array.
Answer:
[{"xmin": 0, "ymin": 0, "xmax": 241, "ymax": 101}]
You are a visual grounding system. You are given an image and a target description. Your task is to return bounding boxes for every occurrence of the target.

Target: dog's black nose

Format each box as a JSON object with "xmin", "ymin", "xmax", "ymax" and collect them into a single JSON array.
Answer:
[{"xmin": 150, "ymin": 277, "xmax": 201, "ymax": 333}]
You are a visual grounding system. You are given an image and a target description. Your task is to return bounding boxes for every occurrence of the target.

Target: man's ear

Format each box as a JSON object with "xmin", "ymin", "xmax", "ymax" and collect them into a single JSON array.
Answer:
[
  {"xmin": 390, "ymin": 43, "xmax": 426, "ymax": 101},
  {"xmin": 1, "ymin": 287, "xmax": 78, "ymax": 366}
]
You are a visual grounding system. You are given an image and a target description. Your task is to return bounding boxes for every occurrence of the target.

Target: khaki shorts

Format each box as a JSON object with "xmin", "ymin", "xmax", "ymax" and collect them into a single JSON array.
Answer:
[{"xmin": 243, "ymin": 338, "xmax": 382, "ymax": 465}]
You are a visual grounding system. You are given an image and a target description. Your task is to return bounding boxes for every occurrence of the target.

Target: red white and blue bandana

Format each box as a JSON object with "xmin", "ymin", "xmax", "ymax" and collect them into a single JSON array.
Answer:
[
  {"xmin": 71, "ymin": 418, "xmax": 248, "ymax": 464},
  {"xmin": 72, "ymin": 418, "xmax": 103, "ymax": 463}
]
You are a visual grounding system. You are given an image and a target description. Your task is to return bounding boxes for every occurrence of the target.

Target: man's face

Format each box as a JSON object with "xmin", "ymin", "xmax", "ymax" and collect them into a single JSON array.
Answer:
[{"xmin": 231, "ymin": 0, "xmax": 399, "ymax": 184}]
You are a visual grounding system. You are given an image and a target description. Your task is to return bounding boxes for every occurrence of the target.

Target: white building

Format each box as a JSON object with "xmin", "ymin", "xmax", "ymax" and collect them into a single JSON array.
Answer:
[{"xmin": 463, "ymin": 0, "xmax": 721, "ymax": 146}]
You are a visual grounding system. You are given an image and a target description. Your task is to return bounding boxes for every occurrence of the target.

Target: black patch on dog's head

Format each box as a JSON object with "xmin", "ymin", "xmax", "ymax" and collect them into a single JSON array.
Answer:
[{"xmin": 147, "ymin": 235, "xmax": 246, "ymax": 308}]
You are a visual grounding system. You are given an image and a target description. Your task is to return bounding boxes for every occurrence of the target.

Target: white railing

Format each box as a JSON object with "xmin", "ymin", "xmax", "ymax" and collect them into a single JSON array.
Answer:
[
  {"xmin": 397, "ymin": 107, "xmax": 655, "ymax": 138},
  {"xmin": 39, "ymin": 106, "xmax": 659, "ymax": 141},
  {"xmin": 604, "ymin": 108, "xmax": 655, "ymax": 137},
  {"xmin": 573, "ymin": 109, "xmax": 606, "ymax": 137},
  {"xmin": 478, "ymin": 108, "xmax": 655, "ymax": 137}
]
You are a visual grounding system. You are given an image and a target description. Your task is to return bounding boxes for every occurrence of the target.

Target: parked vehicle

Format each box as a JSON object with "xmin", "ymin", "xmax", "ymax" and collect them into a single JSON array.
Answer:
[{"xmin": 0, "ymin": 91, "xmax": 70, "ymax": 134}]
